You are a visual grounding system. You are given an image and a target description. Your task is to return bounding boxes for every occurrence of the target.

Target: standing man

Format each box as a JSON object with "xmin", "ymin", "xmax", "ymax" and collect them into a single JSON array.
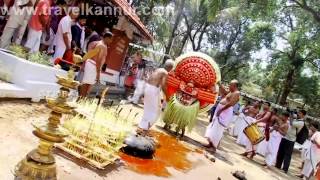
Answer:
[
  {"xmin": 52, "ymin": 8, "xmax": 79, "ymax": 60},
  {"xmin": 0, "ymin": 0, "xmax": 34, "ymax": 49},
  {"xmin": 300, "ymin": 123, "xmax": 320, "ymax": 179},
  {"xmin": 264, "ymin": 112, "xmax": 289, "ymax": 168},
  {"xmin": 238, "ymin": 101, "xmax": 261, "ymax": 158},
  {"xmin": 78, "ymin": 32, "xmax": 113, "ymax": 98},
  {"xmin": 137, "ymin": 59, "xmax": 174, "ymax": 136},
  {"xmin": 82, "ymin": 24, "xmax": 100, "ymax": 53},
  {"xmin": 24, "ymin": 0, "xmax": 51, "ymax": 53},
  {"xmin": 276, "ymin": 109, "xmax": 306, "ymax": 173},
  {"xmin": 71, "ymin": 15, "xmax": 86, "ymax": 53},
  {"xmin": 128, "ymin": 52, "xmax": 147, "ymax": 105},
  {"xmin": 204, "ymin": 80, "xmax": 240, "ymax": 152},
  {"xmin": 255, "ymin": 102, "xmax": 272, "ymax": 156}
]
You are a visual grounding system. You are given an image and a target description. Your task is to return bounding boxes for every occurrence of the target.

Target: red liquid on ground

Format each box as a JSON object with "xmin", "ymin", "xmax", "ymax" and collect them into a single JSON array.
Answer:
[{"xmin": 119, "ymin": 131, "xmax": 194, "ymax": 177}]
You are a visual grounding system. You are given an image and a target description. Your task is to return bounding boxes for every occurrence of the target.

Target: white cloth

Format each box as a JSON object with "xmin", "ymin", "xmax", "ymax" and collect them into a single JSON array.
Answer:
[
  {"xmin": 53, "ymin": 15, "xmax": 72, "ymax": 59},
  {"xmin": 265, "ymin": 130, "xmax": 283, "ymax": 166},
  {"xmin": 256, "ymin": 124, "xmax": 267, "ymax": 156},
  {"xmin": 41, "ymin": 28, "xmax": 55, "ymax": 46},
  {"xmin": 81, "ymin": 60, "xmax": 96, "ymax": 85},
  {"xmin": 233, "ymin": 113, "xmax": 247, "ymax": 137},
  {"xmin": 228, "ymin": 115, "xmax": 240, "ymax": 136},
  {"xmin": 138, "ymin": 83, "xmax": 161, "ymax": 130},
  {"xmin": 76, "ymin": 23, "xmax": 85, "ymax": 49},
  {"xmin": 236, "ymin": 113, "xmax": 249, "ymax": 146},
  {"xmin": 301, "ymin": 140, "xmax": 311, "ymax": 160},
  {"xmin": 205, "ymin": 103, "xmax": 234, "ymax": 148},
  {"xmin": 302, "ymin": 132, "xmax": 320, "ymax": 178},
  {"xmin": 242, "ymin": 116, "xmax": 257, "ymax": 152},
  {"xmin": 129, "ymin": 79, "xmax": 145, "ymax": 104},
  {"xmin": 25, "ymin": 27, "xmax": 42, "ymax": 53}
]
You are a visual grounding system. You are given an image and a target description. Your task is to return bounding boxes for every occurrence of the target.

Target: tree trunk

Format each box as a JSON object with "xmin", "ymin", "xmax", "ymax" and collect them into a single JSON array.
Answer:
[
  {"xmin": 275, "ymin": 87, "xmax": 282, "ymax": 104},
  {"xmin": 279, "ymin": 68, "xmax": 295, "ymax": 105},
  {"xmin": 176, "ymin": 33, "xmax": 188, "ymax": 56},
  {"xmin": 163, "ymin": 0, "xmax": 186, "ymax": 63}
]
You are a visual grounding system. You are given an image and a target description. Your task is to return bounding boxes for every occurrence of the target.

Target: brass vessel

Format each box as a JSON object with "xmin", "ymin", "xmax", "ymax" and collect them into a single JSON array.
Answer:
[{"xmin": 15, "ymin": 69, "xmax": 79, "ymax": 180}]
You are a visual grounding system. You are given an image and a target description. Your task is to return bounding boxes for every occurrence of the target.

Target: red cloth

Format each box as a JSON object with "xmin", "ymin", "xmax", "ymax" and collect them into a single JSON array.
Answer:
[
  {"xmin": 29, "ymin": 0, "xmax": 51, "ymax": 31},
  {"xmin": 63, "ymin": 49, "xmax": 74, "ymax": 64}
]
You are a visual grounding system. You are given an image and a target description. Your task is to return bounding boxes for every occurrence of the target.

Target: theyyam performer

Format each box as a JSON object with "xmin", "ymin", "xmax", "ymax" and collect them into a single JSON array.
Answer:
[
  {"xmin": 162, "ymin": 52, "xmax": 220, "ymax": 138},
  {"xmin": 205, "ymin": 80, "xmax": 240, "ymax": 152},
  {"xmin": 137, "ymin": 60, "xmax": 174, "ymax": 135}
]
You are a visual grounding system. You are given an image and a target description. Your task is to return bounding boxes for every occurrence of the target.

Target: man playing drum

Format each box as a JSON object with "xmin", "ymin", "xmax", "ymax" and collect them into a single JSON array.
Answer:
[
  {"xmin": 239, "ymin": 101, "xmax": 261, "ymax": 159},
  {"xmin": 204, "ymin": 80, "xmax": 240, "ymax": 152},
  {"xmin": 255, "ymin": 102, "xmax": 272, "ymax": 156}
]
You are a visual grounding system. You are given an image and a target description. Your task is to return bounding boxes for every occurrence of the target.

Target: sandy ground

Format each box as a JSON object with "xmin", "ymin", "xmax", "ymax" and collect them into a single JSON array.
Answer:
[{"xmin": 0, "ymin": 99, "xmax": 303, "ymax": 180}]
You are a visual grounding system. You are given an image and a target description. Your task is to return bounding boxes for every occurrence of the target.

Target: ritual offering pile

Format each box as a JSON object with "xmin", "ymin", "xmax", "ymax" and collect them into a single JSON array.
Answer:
[{"xmin": 56, "ymin": 99, "xmax": 135, "ymax": 169}]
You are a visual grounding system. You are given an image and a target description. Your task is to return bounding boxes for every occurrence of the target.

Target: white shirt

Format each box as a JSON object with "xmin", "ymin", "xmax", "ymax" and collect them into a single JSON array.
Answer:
[
  {"xmin": 54, "ymin": 15, "xmax": 73, "ymax": 49},
  {"xmin": 76, "ymin": 23, "xmax": 85, "ymax": 49}
]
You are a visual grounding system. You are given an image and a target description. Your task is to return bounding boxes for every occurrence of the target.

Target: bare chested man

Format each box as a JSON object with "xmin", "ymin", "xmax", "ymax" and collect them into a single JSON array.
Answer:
[
  {"xmin": 79, "ymin": 32, "xmax": 113, "ymax": 98},
  {"xmin": 243, "ymin": 101, "xmax": 260, "ymax": 118},
  {"xmin": 239, "ymin": 101, "xmax": 261, "ymax": 158},
  {"xmin": 204, "ymin": 80, "xmax": 240, "ymax": 152},
  {"xmin": 255, "ymin": 102, "xmax": 272, "ymax": 156},
  {"xmin": 137, "ymin": 59, "xmax": 174, "ymax": 135},
  {"xmin": 264, "ymin": 112, "xmax": 289, "ymax": 168}
]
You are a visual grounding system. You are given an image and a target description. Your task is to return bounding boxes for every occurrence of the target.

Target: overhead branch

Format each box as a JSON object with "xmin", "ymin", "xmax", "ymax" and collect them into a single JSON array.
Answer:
[{"xmin": 291, "ymin": 0, "xmax": 320, "ymax": 24}]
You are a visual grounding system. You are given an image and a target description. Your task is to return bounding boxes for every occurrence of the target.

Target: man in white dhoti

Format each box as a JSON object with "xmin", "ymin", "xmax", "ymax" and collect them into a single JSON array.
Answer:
[
  {"xmin": 128, "ymin": 52, "xmax": 147, "ymax": 105},
  {"xmin": 238, "ymin": 101, "xmax": 261, "ymax": 158},
  {"xmin": 78, "ymin": 32, "xmax": 113, "ymax": 98},
  {"xmin": 204, "ymin": 80, "xmax": 240, "ymax": 153},
  {"xmin": 0, "ymin": 0, "xmax": 34, "ymax": 49},
  {"xmin": 52, "ymin": 9, "xmax": 79, "ymax": 61},
  {"xmin": 264, "ymin": 112, "xmax": 289, "ymax": 168},
  {"xmin": 296, "ymin": 123, "xmax": 319, "ymax": 179},
  {"xmin": 237, "ymin": 101, "xmax": 260, "ymax": 147},
  {"xmin": 302, "ymin": 130, "xmax": 320, "ymax": 179},
  {"xmin": 137, "ymin": 60, "xmax": 174, "ymax": 136},
  {"xmin": 24, "ymin": 0, "xmax": 51, "ymax": 53},
  {"xmin": 255, "ymin": 102, "xmax": 272, "ymax": 157}
]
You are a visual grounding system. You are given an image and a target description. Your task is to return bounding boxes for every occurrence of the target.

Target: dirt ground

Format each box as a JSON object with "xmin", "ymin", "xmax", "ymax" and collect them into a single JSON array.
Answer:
[{"xmin": 0, "ymin": 99, "xmax": 303, "ymax": 180}]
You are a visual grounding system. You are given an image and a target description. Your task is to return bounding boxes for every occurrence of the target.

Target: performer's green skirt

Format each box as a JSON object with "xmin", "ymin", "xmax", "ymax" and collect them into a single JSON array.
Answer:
[{"xmin": 162, "ymin": 95, "xmax": 200, "ymax": 132}]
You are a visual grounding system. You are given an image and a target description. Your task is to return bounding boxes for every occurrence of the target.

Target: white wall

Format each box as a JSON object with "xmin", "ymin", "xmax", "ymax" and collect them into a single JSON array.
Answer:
[{"xmin": 0, "ymin": 51, "xmax": 68, "ymax": 101}]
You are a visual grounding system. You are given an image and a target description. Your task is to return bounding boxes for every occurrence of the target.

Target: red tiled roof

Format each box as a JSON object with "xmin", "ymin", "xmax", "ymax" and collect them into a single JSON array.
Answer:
[{"xmin": 111, "ymin": 0, "xmax": 153, "ymax": 41}]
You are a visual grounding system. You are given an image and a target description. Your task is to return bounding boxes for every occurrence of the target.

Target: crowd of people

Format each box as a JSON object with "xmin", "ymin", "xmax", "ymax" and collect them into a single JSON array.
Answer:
[
  {"xmin": 0, "ymin": 0, "xmax": 115, "ymax": 99},
  {"xmin": 224, "ymin": 99, "xmax": 320, "ymax": 179}
]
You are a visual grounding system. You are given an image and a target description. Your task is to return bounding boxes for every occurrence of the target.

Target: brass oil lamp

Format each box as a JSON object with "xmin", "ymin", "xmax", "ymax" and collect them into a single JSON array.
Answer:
[{"xmin": 14, "ymin": 68, "xmax": 79, "ymax": 180}]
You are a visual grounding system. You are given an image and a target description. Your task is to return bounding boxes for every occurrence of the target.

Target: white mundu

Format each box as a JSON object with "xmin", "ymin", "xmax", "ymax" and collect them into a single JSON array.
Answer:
[
  {"xmin": 138, "ymin": 83, "xmax": 161, "ymax": 130},
  {"xmin": 81, "ymin": 60, "xmax": 97, "ymax": 85},
  {"xmin": 233, "ymin": 113, "xmax": 247, "ymax": 137},
  {"xmin": 205, "ymin": 103, "xmax": 234, "ymax": 148},
  {"xmin": 302, "ymin": 132, "xmax": 320, "ymax": 178},
  {"xmin": 256, "ymin": 123, "xmax": 267, "ymax": 156},
  {"xmin": 265, "ymin": 130, "xmax": 283, "ymax": 166},
  {"xmin": 236, "ymin": 113, "xmax": 249, "ymax": 146}
]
